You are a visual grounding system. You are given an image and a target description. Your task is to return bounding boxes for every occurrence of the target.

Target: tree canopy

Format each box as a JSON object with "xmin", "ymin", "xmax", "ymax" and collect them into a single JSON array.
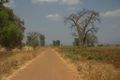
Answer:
[{"xmin": 0, "ymin": 1, "xmax": 25, "ymax": 49}]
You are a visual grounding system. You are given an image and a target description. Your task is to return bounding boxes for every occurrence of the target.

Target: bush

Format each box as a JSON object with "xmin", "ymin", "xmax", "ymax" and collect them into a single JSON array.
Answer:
[{"xmin": 87, "ymin": 54, "xmax": 107, "ymax": 61}]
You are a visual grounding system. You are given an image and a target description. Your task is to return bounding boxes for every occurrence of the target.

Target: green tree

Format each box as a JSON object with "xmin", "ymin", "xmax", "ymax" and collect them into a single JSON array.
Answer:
[
  {"xmin": 39, "ymin": 34, "xmax": 45, "ymax": 46},
  {"xmin": 27, "ymin": 32, "xmax": 39, "ymax": 47},
  {"xmin": 0, "ymin": 2, "xmax": 24, "ymax": 49},
  {"xmin": 53, "ymin": 40, "xmax": 60, "ymax": 47},
  {"xmin": 56, "ymin": 40, "xmax": 60, "ymax": 46},
  {"xmin": 53, "ymin": 40, "xmax": 56, "ymax": 46},
  {"xmin": 0, "ymin": 0, "xmax": 8, "ymax": 3},
  {"xmin": 27, "ymin": 32, "xmax": 45, "ymax": 47},
  {"xmin": 0, "ymin": 0, "xmax": 9, "ymax": 9}
]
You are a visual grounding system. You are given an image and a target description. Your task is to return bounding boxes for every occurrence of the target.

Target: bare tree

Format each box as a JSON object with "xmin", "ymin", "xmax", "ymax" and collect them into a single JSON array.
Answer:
[{"xmin": 65, "ymin": 9, "xmax": 100, "ymax": 47}]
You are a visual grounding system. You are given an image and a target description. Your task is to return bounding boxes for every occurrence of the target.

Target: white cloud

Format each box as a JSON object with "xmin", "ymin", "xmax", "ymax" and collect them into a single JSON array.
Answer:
[
  {"xmin": 4, "ymin": 0, "xmax": 16, "ymax": 8},
  {"xmin": 46, "ymin": 13, "xmax": 63, "ymax": 21},
  {"xmin": 32, "ymin": 0, "xmax": 58, "ymax": 4},
  {"xmin": 100, "ymin": 9, "xmax": 120, "ymax": 17},
  {"xmin": 68, "ymin": 7, "xmax": 76, "ymax": 11},
  {"xmin": 32, "ymin": 0, "xmax": 80, "ymax": 5},
  {"xmin": 61, "ymin": 0, "xmax": 79, "ymax": 5}
]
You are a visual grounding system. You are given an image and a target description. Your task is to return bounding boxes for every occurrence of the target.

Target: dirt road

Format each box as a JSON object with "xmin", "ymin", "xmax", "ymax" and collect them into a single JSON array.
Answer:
[{"xmin": 7, "ymin": 48, "xmax": 79, "ymax": 80}]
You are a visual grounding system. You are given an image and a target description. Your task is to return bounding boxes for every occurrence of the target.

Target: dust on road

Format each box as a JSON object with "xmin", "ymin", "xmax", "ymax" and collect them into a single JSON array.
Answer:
[{"xmin": 7, "ymin": 48, "xmax": 81, "ymax": 80}]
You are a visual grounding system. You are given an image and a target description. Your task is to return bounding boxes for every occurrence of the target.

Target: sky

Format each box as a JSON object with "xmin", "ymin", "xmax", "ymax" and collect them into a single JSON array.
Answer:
[{"xmin": 5, "ymin": 0, "xmax": 120, "ymax": 45}]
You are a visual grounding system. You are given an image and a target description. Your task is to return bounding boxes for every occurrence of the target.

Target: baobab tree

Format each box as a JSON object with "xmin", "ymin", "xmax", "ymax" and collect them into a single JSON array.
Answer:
[{"xmin": 65, "ymin": 9, "xmax": 100, "ymax": 47}]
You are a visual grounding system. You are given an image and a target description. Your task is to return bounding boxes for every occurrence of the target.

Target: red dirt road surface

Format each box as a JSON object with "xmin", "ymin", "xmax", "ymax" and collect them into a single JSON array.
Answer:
[{"xmin": 7, "ymin": 48, "xmax": 80, "ymax": 80}]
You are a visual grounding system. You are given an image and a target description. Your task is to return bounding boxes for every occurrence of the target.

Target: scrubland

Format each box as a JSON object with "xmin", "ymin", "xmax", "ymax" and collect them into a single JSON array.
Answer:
[
  {"xmin": 0, "ymin": 47, "xmax": 44, "ymax": 80},
  {"xmin": 58, "ymin": 46, "xmax": 120, "ymax": 80}
]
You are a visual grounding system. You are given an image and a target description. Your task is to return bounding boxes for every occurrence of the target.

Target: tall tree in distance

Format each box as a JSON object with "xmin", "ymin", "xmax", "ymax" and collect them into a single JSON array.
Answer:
[
  {"xmin": 65, "ymin": 9, "xmax": 100, "ymax": 47},
  {"xmin": 53, "ymin": 40, "xmax": 61, "ymax": 47},
  {"xmin": 39, "ymin": 34, "xmax": 45, "ymax": 46},
  {"xmin": 26, "ymin": 32, "xmax": 39, "ymax": 47},
  {"xmin": 26, "ymin": 32, "xmax": 45, "ymax": 47}
]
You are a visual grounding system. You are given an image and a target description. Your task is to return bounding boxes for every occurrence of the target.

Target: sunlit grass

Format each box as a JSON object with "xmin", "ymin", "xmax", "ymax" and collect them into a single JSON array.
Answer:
[
  {"xmin": 0, "ymin": 47, "xmax": 44, "ymax": 80},
  {"xmin": 58, "ymin": 46, "xmax": 120, "ymax": 80}
]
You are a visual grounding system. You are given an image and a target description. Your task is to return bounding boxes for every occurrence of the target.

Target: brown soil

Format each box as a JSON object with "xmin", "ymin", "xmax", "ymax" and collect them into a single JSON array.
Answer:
[{"xmin": 7, "ymin": 48, "xmax": 81, "ymax": 80}]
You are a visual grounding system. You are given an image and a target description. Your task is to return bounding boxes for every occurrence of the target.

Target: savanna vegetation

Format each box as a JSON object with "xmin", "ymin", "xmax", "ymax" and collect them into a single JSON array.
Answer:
[
  {"xmin": 0, "ymin": 0, "xmax": 45, "ymax": 79},
  {"xmin": 56, "ymin": 9, "xmax": 120, "ymax": 80},
  {"xmin": 58, "ymin": 46, "xmax": 120, "ymax": 80},
  {"xmin": 0, "ymin": 0, "xmax": 120, "ymax": 80},
  {"xmin": 0, "ymin": 47, "xmax": 45, "ymax": 80},
  {"xmin": 0, "ymin": 0, "xmax": 45, "ymax": 50}
]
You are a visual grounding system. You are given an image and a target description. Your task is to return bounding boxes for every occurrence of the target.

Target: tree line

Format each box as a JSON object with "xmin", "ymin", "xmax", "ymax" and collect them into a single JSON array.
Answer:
[{"xmin": 0, "ymin": 0, "xmax": 100, "ymax": 49}]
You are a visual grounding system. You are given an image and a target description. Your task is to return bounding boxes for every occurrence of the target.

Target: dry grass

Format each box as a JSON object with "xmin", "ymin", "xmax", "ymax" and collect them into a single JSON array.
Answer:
[
  {"xmin": 0, "ymin": 47, "xmax": 44, "ymax": 80},
  {"xmin": 77, "ymin": 61, "xmax": 120, "ymax": 80},
  {"xmin": 58, "ymin": 46, "xmax": 120, "ymax": 80}
]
